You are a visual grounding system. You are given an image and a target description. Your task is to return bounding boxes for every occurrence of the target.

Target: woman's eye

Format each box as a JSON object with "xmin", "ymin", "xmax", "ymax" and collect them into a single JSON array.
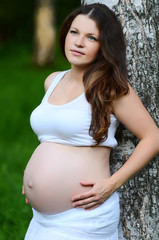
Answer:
[
  {"xmin": 89, "ymin": 36, "xmax": 97, "ymax": 41},
  {"xmin": 70, "ymin": 30, "xmax": 77, "ymax": 35}
]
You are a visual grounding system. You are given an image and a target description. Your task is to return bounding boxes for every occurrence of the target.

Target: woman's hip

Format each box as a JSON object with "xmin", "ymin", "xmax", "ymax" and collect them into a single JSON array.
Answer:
[{"xmin": 25, "ymin": 192, "xmax": 120, "ymax": 240}]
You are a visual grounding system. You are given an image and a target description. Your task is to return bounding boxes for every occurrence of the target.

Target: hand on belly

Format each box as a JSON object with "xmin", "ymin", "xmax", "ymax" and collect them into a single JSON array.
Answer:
[{"xmin": 72, "ymin": 178, "xmax": 114, "ymax": 211}]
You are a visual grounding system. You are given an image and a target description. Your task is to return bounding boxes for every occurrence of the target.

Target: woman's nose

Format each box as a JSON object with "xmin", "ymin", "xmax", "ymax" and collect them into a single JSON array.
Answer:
[{"xmin": 75, "ymin": 36, "xmax": 84, "ymax": 47}]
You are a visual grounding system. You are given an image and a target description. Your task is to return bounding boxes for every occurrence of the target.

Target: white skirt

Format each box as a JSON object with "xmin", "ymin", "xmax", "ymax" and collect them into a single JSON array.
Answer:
[{"xmin": 24, "ymin": 192, "xmax": 120, "ymax": 240}]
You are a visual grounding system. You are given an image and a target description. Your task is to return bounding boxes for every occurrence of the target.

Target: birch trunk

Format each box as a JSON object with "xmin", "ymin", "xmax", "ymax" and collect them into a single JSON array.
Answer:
[
  {"xmin": 82, "ymin": 0, "xmax": 159, "ymax": 239},
  {"xmin": 34, "ymin": 0, "xmax": 56, "ymax": 66}
]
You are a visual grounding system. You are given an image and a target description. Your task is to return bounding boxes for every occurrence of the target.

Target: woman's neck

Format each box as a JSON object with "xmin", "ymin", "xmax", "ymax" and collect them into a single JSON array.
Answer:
[{"xmin": 69, "ymin": 65, "xmax": 86, "ymax": 84}]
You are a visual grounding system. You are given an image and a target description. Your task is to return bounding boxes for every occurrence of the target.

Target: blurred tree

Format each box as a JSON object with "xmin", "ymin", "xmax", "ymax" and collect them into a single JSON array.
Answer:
[
  {"xmin": 33, "ymin": 0, "xmax": 56, "ymax": 67},
  {"xmin": 0, "ymin": 0, "xmax": 80, "ymax": 52}
]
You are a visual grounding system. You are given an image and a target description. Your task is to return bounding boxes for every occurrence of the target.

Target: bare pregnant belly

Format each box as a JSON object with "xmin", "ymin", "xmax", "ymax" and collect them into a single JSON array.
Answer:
[{"xmin": 23, "ymin": 142, "xmax": 111, "ymax": 214}]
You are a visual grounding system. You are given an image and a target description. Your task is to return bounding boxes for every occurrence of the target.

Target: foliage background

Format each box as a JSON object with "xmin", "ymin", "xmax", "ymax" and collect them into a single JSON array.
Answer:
[{"xmin": 0, "ymin": 0, "xmax": 80, "ymax": 239}]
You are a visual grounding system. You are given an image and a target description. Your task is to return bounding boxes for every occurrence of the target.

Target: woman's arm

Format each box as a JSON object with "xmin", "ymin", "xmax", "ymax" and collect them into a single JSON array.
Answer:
[
  {"xmin": 72, "ymin": 84, "xmax": 159, "ymax": 210},
  {"xmin": 110, "ymin": 84, "xmax": 159, "ymax": 189}
]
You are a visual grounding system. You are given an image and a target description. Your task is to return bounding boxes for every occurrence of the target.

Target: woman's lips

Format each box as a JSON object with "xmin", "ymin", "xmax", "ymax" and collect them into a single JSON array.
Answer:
[{"xmin": 71, "ymin": 49, "xmax": 85, "ymax": 56}]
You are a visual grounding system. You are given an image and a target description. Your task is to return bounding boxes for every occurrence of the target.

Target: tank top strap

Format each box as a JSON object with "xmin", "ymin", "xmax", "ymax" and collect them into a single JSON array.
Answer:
[{"xmin": 42, "ymin": 70, "xmax": 70, "ymax": 102}]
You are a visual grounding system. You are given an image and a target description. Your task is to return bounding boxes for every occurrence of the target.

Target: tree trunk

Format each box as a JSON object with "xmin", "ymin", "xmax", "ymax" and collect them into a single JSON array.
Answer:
[
  {"xmin": 82, "ymin": 0, "xmax": 159, "ymax": 239},
  {"xmin": 34, "ymin": 0, "xmax": 56, "ymax": 67}
]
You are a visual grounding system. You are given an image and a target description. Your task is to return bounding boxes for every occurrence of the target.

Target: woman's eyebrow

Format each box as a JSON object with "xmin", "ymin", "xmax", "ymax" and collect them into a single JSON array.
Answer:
[
  {"xmin": 71, "ymin": 27, "xmax": 98, "ymax": 36},
  {"xmin": 70, "ymin": 27, "xmax": 79, "ymax": 31}
]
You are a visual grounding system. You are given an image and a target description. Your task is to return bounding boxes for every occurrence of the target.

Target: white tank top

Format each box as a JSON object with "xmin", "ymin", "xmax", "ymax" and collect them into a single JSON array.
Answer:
[{"xmin": 30, "ymin": 70, "xmax": 119, "ymax": 147}]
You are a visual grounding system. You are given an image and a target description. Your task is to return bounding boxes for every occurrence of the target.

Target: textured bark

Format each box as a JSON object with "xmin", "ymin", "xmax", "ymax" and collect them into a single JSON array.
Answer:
[
  {"xmin": 82, "ymin": 0, "xmax": 159, "ymax": 239},
  {"xmin": 34, "ymin": 0, "xmax": 56, "ymax": 66}
]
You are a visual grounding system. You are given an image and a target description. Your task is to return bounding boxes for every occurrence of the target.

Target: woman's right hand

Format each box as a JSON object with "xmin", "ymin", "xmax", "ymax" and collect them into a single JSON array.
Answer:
[{"xmin": 22, "ymin": 185, "xmax": 29, "ymax": 204}]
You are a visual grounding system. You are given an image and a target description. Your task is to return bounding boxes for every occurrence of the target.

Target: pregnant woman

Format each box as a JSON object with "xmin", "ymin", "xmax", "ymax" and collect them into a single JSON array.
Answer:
[{"xmin": 23, "ymin": 3, "xmax": 159, "ymax": 240}]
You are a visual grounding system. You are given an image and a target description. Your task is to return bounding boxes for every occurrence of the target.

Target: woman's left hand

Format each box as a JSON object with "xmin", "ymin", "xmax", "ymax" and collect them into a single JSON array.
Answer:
[{"xmin": 71, "ymin": 178, "xmax": 115, "ymax": 210}]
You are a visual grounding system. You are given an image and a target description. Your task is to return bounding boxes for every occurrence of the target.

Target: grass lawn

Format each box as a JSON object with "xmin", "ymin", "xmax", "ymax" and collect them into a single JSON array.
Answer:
[{"xmin": 0, "ymin": 42, "xmax": 70, "ymax": 239}]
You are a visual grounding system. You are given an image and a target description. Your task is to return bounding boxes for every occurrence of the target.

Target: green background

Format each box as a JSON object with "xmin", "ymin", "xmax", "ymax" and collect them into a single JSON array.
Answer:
[{"xmin": 0, "ymin": 0, "xmax": 80, "ymax": 239}]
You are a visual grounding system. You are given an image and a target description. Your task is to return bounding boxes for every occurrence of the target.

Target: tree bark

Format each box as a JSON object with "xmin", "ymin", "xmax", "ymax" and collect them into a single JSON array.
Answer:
[
  {"xmin": 34, "ymin": 0, "xmax": 56, "ymax": 67},
  {"xmin": 82, "ymin": 0, "xmax": 159, "ymax": 239}
]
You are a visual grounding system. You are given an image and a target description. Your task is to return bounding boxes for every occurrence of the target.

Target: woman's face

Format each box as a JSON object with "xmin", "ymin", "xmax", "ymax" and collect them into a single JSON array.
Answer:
[{"xmin": 65, "ymin": 14, "xmax": 100, "ymax": 69}]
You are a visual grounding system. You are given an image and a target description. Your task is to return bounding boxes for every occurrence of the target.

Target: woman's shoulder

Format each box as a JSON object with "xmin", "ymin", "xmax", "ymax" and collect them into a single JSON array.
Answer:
[{"xmin": 44, "ymin": 71, "xmax": 61, "ymax": 92}]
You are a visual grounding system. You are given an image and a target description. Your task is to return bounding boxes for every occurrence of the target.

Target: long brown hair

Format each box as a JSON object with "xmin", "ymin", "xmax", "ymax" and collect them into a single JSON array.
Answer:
[{"xmin": 59, "ymin": 3, "xmax": 129, "ymax": 145}]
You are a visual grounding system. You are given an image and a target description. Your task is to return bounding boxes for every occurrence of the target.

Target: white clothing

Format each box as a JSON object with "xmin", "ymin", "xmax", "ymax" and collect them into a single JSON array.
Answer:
[
  {"xmin": 30, "ymin": 70, "xmax": 119, "ymax": 147},
  {"xmin": 25, "ymin": 192, "xmax": 120, "ymax": 240}
]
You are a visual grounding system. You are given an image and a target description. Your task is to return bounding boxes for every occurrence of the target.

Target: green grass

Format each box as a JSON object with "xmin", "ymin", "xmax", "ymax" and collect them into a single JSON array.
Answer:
[{"xmin": 0, "ymin": 42, "xmax": 70, "ymax": 239}]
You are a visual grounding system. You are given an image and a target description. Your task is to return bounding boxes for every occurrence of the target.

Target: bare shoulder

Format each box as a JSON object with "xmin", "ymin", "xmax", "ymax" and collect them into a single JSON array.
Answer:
[
  {"xmin": 44, "ymin": 71, "xmax": 61, "ymax": 92},
  {"xmin": 112, "ymin": 84, "xmax": 158, "ymax": 139},
  {"xmin": 112, "ymin": 84, "xmax": 142, "ymax": 115}
]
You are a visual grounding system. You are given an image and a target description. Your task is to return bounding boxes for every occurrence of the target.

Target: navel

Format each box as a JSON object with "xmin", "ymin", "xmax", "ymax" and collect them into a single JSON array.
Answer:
[{"xmin": 28, "ymin": 181, "xmax": 33, "ymax": 189}]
